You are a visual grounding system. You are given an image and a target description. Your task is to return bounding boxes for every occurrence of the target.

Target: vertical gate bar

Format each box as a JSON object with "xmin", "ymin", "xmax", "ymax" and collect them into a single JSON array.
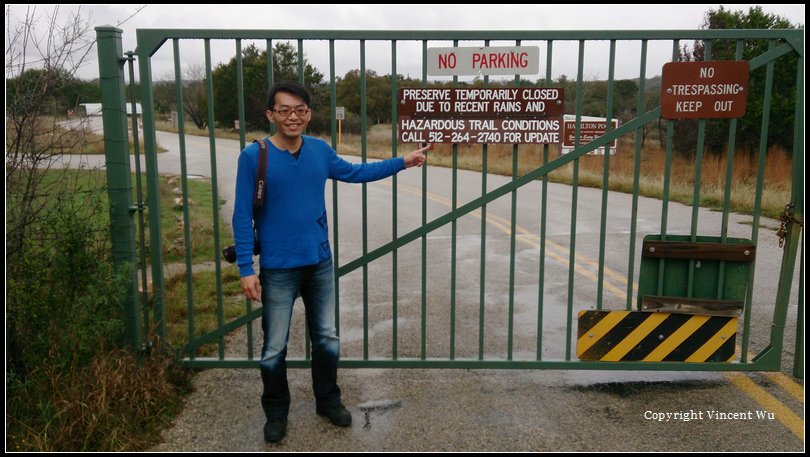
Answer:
[
  {"xmin": 329, "ymin": 40, "xmax": 341, "ymax": 338},
  {"xmin": 687, "ymin": 41, "xmax": 712, "ymax": 299},
  {"xmin": 741, "ymin": 41, "xmax": 772, "ymax": 361},
  {"xmin": 125, "ymin": 51, "xmax": 150, "ymax": 341},
  {"xmin": 657, "ymin": 40, "xmax": 680, "ymax": 297},
  {"xmin": 507, "ymin": 39, "xmax": 522, "ymax": 361},
  {"xmin": 421, "ymin": 39, "xmax": 428, "ymax": 360},
  {"xmin": 450, "ymin": 39, "xmax": 458, "ymax": 360},
  {"xmin": 719, "ymin": 40, "xmax": 744, "ymax": 240},
  {"xmin": 794, "ymin": 240, "xmax": 804, "ymax": 378},
  {"xmin": 234, "ymin": 38, "xmax": 252, "ymax": 357},
  {"xmin": 96, "ymin": 26, "xmax": 141, "ymax": 350},
  {"xmin": 297, "ymin": 39, "xmax": 304, "ymax": 83},
  {"xmin": 479, "ymin": 39, "xmax": 490, "ymax": 361},
  {"xmin": 136, "ymin": 31, "xmax": 167, "ymax": 343},
  {"xmin": 626, "ymin": 40, "xmax": 648, "ymax": 310},
  {"xmin": 264, "ymin": 39, "xmax": 274, "ymax": 355},
  {"xmin": 766, "ymin": 47, "xmax": 804, "ymax": 367},
  {"xmin": 478, "ymin": 141, "xmax": 487, "ymax": 359},
  {"xmin": 508, "ymin": 141, "xmax": 517, "ymax": 361},
  {"xmin": 328, "ymin": 40, "xmax": 337, "ymax": 146},
  {"xmin": 791, "ymin": 47, "xmax": 804, "ymax": 378},
  {"xmin": 742, "ymin": 39, "xmax": 776, "ymax": 363},
  {"xmin": 297, "ymin": 39, "xmax": 311, "ymax": 361},
  {"xmin": 266, "ymin": 39, "xmax": 276, "ymax": 136},
  {"xmin": 266, "ymin": 37, "xmax": 278, "ymax": 357},
  {"xmin": 566, "ymin": 39, "xmax": 585, "ymax": 360},
  {"xmin": 360, "ymin": 39, "xmax": 369, "ymax": 360},
  {"xmin": 596, "ymin": 40, "xmax": 617, "ymax": 310},
  {"xmin": 173, "ymin": 39, "xmax": 196, "ymax": 356},
  {"xmin": 266, "ymin": 39, "xmax": 274, "ymax": 91},
  {"xmin": 537, "ymin": 39, "xmax": 553, "ymax": 360},
  {"xmin": 204, "ymin": 39, "xmax": 226, "ymax": 360},
  {"xmin": 391, "ymin": 39, "xmax": 399, "ymax": 359},
  {"xmin": 717, "ymin": 41, "xmax": 745, "ymax": 302},
  {"xmin": 235, "ymin": 39, "xmax": 246, "ymax": 149}
]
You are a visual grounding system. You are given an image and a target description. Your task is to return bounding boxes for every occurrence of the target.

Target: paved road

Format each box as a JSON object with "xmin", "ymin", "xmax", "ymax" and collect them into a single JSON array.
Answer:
[{"xmin": 61, "ymin": 121, "xmax": 804, "ymax": 451}]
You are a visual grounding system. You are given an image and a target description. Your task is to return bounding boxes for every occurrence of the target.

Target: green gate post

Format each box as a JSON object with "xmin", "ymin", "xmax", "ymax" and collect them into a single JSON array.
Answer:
[{"xmin": 96, "ymin": 26, "xmax": 142, "ymax": 351}]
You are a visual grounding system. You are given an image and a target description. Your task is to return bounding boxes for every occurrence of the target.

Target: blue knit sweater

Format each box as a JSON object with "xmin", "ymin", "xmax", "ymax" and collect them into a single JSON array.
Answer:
[{"xmin": 233, "ymin": 136, "xmax": 405, "ymax": 276}]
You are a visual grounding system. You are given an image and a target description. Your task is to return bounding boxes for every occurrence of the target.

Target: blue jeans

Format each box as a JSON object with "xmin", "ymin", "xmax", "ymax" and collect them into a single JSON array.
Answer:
[{"xmin": 258, "ymin": 259, "xmax": 341, "ymax": 420}]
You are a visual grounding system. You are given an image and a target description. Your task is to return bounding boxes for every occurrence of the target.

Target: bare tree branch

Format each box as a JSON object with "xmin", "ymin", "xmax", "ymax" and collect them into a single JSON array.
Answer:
[{"xmin": 5, "ymin": 5, "xmax": 96, "ymax": 261}]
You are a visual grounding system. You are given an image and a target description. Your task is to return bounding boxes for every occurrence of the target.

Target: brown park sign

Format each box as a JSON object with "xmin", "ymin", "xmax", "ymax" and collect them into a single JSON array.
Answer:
[
  {"xmin": 661, "ymin": 60, "xmax": 749, "ymax": 119},
  {"xmin": 562, "ymin": 117, "xmax": 619, "ymax": 155},
  {"xmin": 562, "ymin": 118, "xmax": 619, "ymax": 148}
]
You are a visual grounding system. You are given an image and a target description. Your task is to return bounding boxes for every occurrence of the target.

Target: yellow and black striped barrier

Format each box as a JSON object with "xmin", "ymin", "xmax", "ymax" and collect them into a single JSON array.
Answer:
[{"xmin": 577, "ymin": 310, "xmax": 738, "ymax": 362}]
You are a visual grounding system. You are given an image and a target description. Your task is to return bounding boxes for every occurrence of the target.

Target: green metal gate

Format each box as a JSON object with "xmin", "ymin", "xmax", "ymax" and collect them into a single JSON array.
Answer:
[{"xmin": 95, "ymin": 28, "xmax": 803, "ymax": 375}]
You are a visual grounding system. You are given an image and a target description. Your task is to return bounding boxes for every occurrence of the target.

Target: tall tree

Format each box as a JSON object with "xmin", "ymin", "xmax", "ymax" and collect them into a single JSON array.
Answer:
[
  {"xmin": 676, "ymin": 6, "xmax": 800, "ymax": 155},
  {"xmin": 150, "ymin": 63, "xmax": 209, "ymax": 129},
  {"xmin": 211, "ymin": 42, "xmax": 323, "ymax": 132},
  {"xmin": 182, "ymin": 63, "xmax": 209, "ymax": 129}
]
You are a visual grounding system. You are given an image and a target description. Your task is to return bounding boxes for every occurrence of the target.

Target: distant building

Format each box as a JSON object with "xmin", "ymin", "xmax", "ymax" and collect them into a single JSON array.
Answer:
[
  {"xmin": 79, "ymin": 102, "xmax": 142, "ymax": 117},
  {"xmin": 79, "ymin": 103, "xmax": 102, "ymax": 116}
]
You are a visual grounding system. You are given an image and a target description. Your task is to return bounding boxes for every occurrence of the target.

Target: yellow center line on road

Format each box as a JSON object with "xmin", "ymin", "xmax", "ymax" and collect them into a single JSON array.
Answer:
[
  {"xmin": 727, "ymin": 372, "xmax": 805, "ymax": 441},
  {"xmin": 764, "ymin": 372, "xmax": 805, "ymax": 404},
  {"xmin": 740, "ymin": 351, "xmax": 805, "ymax": 404},
  {"xmin": 372, "ymin": 179, "xmax": 804, "ymax": 440},
  {"xmin": 381, "ymin": 181, "xmax": 632, "ymax": 300}
]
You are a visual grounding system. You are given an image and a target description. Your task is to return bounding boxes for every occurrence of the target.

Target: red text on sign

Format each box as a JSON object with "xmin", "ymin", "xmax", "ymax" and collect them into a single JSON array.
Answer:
[{"xmin": 472, "ymin": 52, "xmax": 529, "ymax": 69}]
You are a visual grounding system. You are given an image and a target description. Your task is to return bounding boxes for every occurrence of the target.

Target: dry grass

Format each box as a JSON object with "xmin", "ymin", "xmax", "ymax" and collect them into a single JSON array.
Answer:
[
  {"xmin": 7, "ymin": 348, "xmax": 191, "ymax": 452},
  {"xmin": 328, "ymin": 124, "xmax": 793, "ymax": 220},
  {"xmin": 568, "ymin": 140, "xmax": 794, "ymax": 219},
  {"xmin": 154, "ymin": 119, "xmax": 793, "ymax": 218},
  {"xmin": 6, "ymin": 116, "xmax": 106, "ymax": 155},
  {"xmin": 155, "ymin": 119, "xmax": 267, "ymax": 143}
]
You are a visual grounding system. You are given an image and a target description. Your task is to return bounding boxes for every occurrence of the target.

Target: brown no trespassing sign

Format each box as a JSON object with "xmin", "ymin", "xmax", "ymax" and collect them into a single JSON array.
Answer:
[{"xmin": 661, "ymin": 61, "xmax": 749, "ymax": 119}]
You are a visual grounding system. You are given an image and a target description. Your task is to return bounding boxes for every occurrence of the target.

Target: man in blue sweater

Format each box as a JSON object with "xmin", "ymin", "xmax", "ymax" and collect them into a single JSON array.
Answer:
[{"xmin": 233, "ymin": 81, "xmax": 429, "ymax": 443}]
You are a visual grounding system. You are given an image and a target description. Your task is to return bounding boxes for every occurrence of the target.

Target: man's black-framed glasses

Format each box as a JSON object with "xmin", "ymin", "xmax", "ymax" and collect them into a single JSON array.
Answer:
[{"xmin": 272, "ymin": 106, "xmax": 310, "ymax": 118}]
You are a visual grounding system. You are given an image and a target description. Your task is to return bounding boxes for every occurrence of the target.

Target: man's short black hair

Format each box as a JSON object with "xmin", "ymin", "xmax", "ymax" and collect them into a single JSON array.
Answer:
[{"xmin": 267, "ymin": 81, "xmax": 311, "ymax": 110}]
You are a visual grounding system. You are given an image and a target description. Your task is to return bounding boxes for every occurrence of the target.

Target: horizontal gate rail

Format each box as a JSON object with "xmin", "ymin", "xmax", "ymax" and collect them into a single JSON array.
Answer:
[
  {"xmin": 133, "ymin": 29, "xmax": 804, "ymax": 56},
  {"xmin": 181, "ymin": 358, "xmax": 772, "ymax": 371}
]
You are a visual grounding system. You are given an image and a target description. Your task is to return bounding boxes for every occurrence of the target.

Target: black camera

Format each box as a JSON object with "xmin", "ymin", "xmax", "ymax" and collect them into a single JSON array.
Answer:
[{"xmin": 222, "ymin": 231, "xmax": 260, "ymax": 263}]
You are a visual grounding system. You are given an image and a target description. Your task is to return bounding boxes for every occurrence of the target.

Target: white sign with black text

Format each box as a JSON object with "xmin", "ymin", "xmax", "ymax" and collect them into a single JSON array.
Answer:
[{"xmin": 427, "ymin": 46, "xmax": 540, "ymax": 76}]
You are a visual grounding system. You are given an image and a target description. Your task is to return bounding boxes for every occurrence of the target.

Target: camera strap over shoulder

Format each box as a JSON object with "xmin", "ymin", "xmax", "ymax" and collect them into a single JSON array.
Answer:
[
  {"xmin": 222, "ymin": 139, "xmax": 268, "ymax": 264},
  {"xmin": 253, "ymin": 138, "xmax": 269, "ymax": 211}
]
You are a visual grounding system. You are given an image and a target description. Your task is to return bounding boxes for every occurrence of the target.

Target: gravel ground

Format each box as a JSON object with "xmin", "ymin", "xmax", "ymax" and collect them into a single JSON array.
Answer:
[
  {"xmin": 147, "ymin": 312, "xmax": 573, "ymax": 452},
  {"xmin": 148, "ymin": 315, "xmax": 803, "ymax": 452}
]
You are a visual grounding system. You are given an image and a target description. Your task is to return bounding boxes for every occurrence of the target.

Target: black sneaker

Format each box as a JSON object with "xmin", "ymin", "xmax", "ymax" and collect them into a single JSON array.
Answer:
[
  {"xmin": 316, "ymin": 403, "xmax": 352, "ymax": 427},
  {"xmin": 264, "ymin": 418, "xmax": 287, "ymax": 443}
]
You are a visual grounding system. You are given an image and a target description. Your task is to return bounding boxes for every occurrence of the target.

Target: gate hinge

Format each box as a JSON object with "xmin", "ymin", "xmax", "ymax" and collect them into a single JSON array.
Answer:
[
  {"xmin": 129, "ymin": 203, "xmax": 147, "ymax": 214},
  {"xmin": 777, "ymin": 203, "xmax": 803, "ymax": 248}
]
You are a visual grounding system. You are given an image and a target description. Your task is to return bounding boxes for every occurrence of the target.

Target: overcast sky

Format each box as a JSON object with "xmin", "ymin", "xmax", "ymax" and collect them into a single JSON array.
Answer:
[{"xmin": 6, "ymin": 4, "xmax": 806, "ymax": 83}]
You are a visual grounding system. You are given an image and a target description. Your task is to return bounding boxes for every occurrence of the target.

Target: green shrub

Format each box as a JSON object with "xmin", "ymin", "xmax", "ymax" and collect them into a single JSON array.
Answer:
[{"xmin": 6, "ymin": 176, "xmax": 191, "ymax": 451}]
